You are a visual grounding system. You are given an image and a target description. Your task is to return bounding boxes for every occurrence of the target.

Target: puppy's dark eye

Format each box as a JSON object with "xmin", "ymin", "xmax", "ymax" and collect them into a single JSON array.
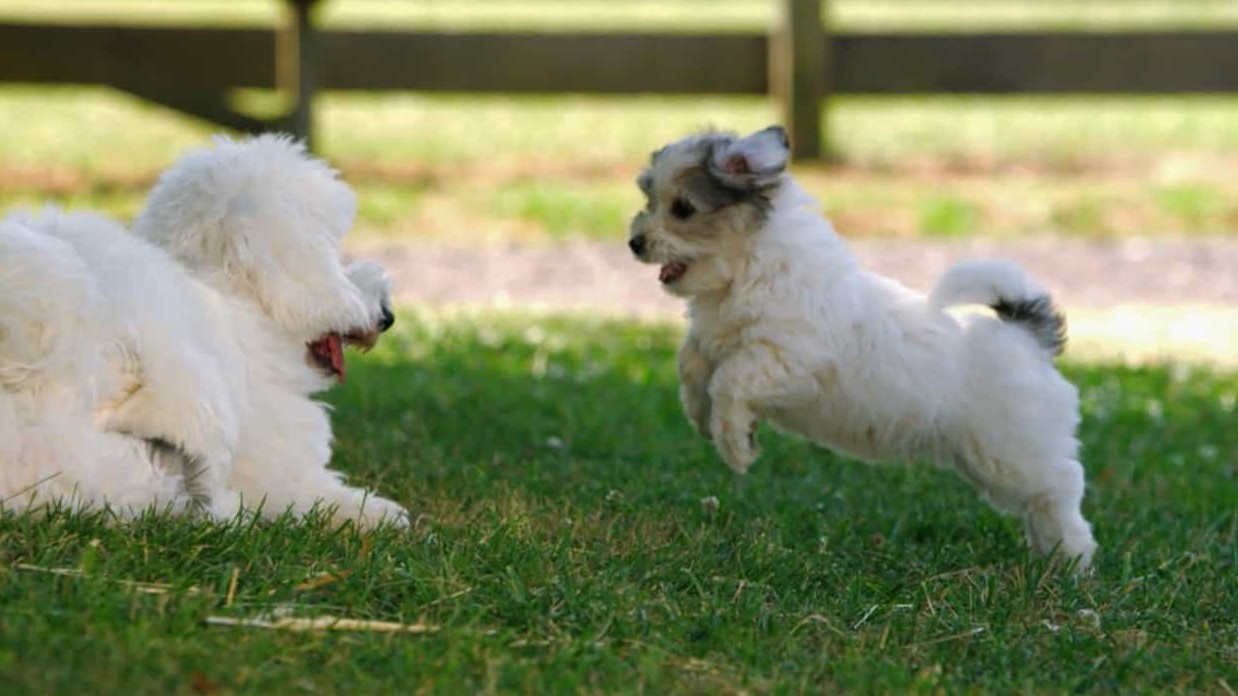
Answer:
[{"xmin": 669, "ymin": 198, "xmax": 696, "ymax": 220}]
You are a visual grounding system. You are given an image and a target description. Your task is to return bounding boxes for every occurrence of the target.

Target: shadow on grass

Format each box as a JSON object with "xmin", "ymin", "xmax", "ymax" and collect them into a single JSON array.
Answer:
[{"xmin": 325, "ymin": 315, "xmax": 1238, "ymax": 576}]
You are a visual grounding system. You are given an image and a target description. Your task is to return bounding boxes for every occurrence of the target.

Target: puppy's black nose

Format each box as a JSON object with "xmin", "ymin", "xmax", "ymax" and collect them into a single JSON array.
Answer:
[
  {"xmin": 628, "ymin": 235, "xmax": 647, "ymax": 256},
  {"xmin": 378, "ymin": 305, "xmax": 395, "ymax": 332}
]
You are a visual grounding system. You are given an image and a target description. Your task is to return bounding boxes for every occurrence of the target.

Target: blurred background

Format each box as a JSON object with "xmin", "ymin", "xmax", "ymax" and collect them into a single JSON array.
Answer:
[{"xmin": 1, "ymin": 0, "xmax": 1235, "ymax": 364}]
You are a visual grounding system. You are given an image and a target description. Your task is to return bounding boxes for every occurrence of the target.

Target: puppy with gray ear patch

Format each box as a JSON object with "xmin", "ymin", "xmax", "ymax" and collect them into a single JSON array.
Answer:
[{"xmin": 629, "ymin": 126, "xmax": 1097, "ymax": 570}]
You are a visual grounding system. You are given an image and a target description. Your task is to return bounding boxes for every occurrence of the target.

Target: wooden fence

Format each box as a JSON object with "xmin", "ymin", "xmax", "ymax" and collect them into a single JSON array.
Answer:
[{"xmin": 2, "ymin": 0, "xmax": 1237, "ymax": 159}]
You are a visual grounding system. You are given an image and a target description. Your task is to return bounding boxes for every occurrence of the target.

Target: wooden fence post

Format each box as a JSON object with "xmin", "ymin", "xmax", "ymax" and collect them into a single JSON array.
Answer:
[
  {"xmin": 279, "ymin": 0, "xmax": 321, "ymax": 149},
  {"xmin": 770, "ymin": 0, "xmax": 827, "ymax": 161}
]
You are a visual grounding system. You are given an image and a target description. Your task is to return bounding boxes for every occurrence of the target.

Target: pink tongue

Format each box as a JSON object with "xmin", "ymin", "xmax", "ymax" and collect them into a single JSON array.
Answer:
[
  {"xmin": 328, "ymin": 335, "xmax": 345, "ymax": 383},
  {"xmin": 659, "ymin": 262, "xmax": 687, "ymax": 283}
]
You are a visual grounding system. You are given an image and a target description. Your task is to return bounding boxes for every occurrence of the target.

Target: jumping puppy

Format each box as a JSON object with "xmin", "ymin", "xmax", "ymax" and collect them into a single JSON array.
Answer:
[{"xmin": 628, "ymin": 126, "xmax": 1097, "ymax": 569}]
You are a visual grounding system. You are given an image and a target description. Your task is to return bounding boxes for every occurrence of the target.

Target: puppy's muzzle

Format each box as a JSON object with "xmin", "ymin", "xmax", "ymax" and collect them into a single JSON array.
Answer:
[
  {"xmin": 628, "ymin": 235, "xmax": 647, "ymax": 257},
  {"xmin": 378, "ymin": 305, "xmax": 395, "ymax": 333}
]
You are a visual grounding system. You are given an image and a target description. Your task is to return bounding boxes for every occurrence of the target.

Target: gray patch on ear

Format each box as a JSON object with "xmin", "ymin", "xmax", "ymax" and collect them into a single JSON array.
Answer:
[
  {"xmin": 679, "ymin": 165, "xmax": 774, "ymax": 221},
  {"xmin": 679, "ymin": 168, "xmax": 748, "ymax": 211},
  {"xmin": 707, "ymin": 126, "xmax": 790, "ymax": 190}
]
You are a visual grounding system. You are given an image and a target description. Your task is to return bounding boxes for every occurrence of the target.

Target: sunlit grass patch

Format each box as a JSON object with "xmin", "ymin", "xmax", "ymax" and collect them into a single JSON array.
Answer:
[
  {"xmin": 488, "ymin": 180, "xmax": 637, "ymax": 241},
  {"xmin": 6, "ymin": 89, "xmax": 1238, "ymax": 242}
]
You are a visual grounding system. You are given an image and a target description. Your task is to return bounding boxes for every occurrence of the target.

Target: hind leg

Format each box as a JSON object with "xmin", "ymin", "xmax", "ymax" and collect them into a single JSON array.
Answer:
[
  {"xmin": 953, "ymin": 329, "xmax": 1099, "ymax": 570},
  {"xmin": 1020, "ymin": 464, "xmax": 1097, "ymax": 568},
  {"xmin": 954, "ymin": 438, "xmax": 1097, "ymax": 571}
]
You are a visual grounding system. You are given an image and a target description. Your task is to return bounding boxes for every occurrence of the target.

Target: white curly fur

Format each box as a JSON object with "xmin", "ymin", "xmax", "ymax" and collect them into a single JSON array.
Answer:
[
  {"xmin": 0, "ymin": 221, "xmax": 189, "ymax": 513},
  {"xmin": 629, "ymin": 127, "xmax": 1097, "ymax": 570},
  {"xmin": 0, "ymin": 135, "xmax": 406, "ymax": 526}
]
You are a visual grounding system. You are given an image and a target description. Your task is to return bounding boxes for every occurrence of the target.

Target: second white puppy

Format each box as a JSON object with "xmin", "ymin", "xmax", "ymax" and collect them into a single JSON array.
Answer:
[
  {"xmin": 4, "ymin": 135, "xmax": 406, "ymax": 526},
  {"xmin": 628, "ymin": 126, "xmax": 1097, "ymax": 569}
]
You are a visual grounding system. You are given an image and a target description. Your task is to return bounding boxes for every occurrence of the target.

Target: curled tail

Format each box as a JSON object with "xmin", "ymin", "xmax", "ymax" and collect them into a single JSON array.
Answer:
[{"xmin": 928, "ymin": 259, "xmax": 1066, "ymax": 357}]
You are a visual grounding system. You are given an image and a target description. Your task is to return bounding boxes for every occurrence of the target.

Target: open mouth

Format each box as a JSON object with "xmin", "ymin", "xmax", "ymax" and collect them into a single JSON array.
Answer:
[
  {"xmin": 307, "ymin": 329, "xmax": 381, "ymax": 383},
  {"xmin": 659, "ymin": 261, "xmax": 689, "ymax": 284},
  {"xmin": 308, "ymin": 333, "xmax": 346, "ymax": 382}
]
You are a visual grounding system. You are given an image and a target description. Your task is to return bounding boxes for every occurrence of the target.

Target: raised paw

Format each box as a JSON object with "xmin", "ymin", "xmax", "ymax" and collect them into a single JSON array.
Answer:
[{"xmin": 711, "ymin": 408, "xmax": 760, "ymax": 474}]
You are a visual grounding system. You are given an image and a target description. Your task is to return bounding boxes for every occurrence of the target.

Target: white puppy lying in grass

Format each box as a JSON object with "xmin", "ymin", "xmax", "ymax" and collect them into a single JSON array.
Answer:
[
  {"xmin": 628, "ymin": 126, "xmax": 1097, "ymax": 570},
  {"xmin": 0, "ymin": 135, "xmax": 406, "ymax": 527}
]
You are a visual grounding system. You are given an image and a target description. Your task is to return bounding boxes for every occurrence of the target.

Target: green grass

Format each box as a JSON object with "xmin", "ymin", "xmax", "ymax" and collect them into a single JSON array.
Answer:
[
  {"xmin": 11, "ymin": 90, "xmax": 1238, "ymax": 171},
  {"xmin": 916, "ymin": 196, "xmax": 981, "ymax": 238},
  {"xmin": 1154, "ymin": 183, "xmax": 1232, "ymax": 232},
  {"xmin": 2, "ymin": 313, "xmax": 1236, "ymax": 693},
  {"xmin": 5, "ymin": 88, "xmax": 1238, "ymax": 242},
  {"xmin": 490, "ymin": 181, "xmax": 634, "ymax": 241}
]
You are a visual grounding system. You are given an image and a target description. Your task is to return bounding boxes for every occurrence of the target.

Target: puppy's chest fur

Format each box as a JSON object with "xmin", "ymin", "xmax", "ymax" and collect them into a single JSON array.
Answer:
[
  {"xmin": 689, "ymin": 312, "xmax": 746, "ymax": 365},
  {"xmin": 687, "ymin": 302, "xmax": 939, "ymax": 464}
]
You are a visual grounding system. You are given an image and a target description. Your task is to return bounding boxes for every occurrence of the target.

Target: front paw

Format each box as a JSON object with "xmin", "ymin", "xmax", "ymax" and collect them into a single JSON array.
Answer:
[
  {"xmin": 338, "ymin": 495, "xmax": 409, "ymax": 530},
  {"xmin": 681, "ymin": 387, "xmax": 711, "ymax": 438},
  {"xmin": 691, "ymin": 414, "xmax": 711, "ymax": 440},
  {"xmin": 710, "ymin": 409, "xmax": 760, "ymax": 474}
]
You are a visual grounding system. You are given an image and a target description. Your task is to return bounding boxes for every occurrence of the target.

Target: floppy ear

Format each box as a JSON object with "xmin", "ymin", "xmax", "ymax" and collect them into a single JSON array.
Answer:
[{"xmin": 709, "ymin": 125, "xmax": 790, "ymax": 189}]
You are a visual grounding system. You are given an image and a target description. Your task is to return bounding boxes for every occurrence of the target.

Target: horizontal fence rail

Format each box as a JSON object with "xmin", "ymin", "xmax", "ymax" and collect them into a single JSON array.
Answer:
[
  {"xmin": 3, "ymin": 21, "xmax": 1238, "ymax": 156},
  {"xmin": 834, "ymin": 32, "xmax": 1238, "ymax": 94},
  {"xmin": 0, "ymin": 24, "xmax": 275, "ymax": 89},
  {"xmin": 4, "ymin": 24, "xmax": 1238, "ymax": 94},
  {"xmin": 322, "ymin": 32, "xmax": 769, "ymax": 93}
]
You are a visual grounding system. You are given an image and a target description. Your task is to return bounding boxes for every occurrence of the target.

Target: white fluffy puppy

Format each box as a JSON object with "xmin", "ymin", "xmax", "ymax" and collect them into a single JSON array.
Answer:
[
  {"xmin": 1, "ymin": 134, "xmax": 406, "ymax": 526},
  {"xmin": 628, "ymin": 126, "xmax": 1097, "ymax": 569}
]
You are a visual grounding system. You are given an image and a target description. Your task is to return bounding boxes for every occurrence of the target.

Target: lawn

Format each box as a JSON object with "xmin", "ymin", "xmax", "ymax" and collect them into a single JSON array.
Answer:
[
  {"xmin": 5, "ymin": 1, "xmax": 1238, "ymax": 241},
  {"xmin": 1, "ymin": 3, "xmax": 1235, "ymax": 692},
  {"xmin": 4, "ymin": 88, "xmax": 1238, "ymax": 242},
  {"xmin": 2, "ymin": 313, "xmax": 1235, "ymax": 694}
]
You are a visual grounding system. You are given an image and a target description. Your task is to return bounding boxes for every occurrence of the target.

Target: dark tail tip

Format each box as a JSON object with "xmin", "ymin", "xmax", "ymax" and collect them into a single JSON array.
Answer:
[{"xmin": 992, "ymin": 295, "xmax": 1067, "ymax": 357}]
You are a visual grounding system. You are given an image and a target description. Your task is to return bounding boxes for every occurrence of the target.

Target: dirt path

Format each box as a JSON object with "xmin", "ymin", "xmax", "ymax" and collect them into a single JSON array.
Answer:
[{"xmin": 358, "ymin": 237, "xmax": 1238, "ymax": 317}]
